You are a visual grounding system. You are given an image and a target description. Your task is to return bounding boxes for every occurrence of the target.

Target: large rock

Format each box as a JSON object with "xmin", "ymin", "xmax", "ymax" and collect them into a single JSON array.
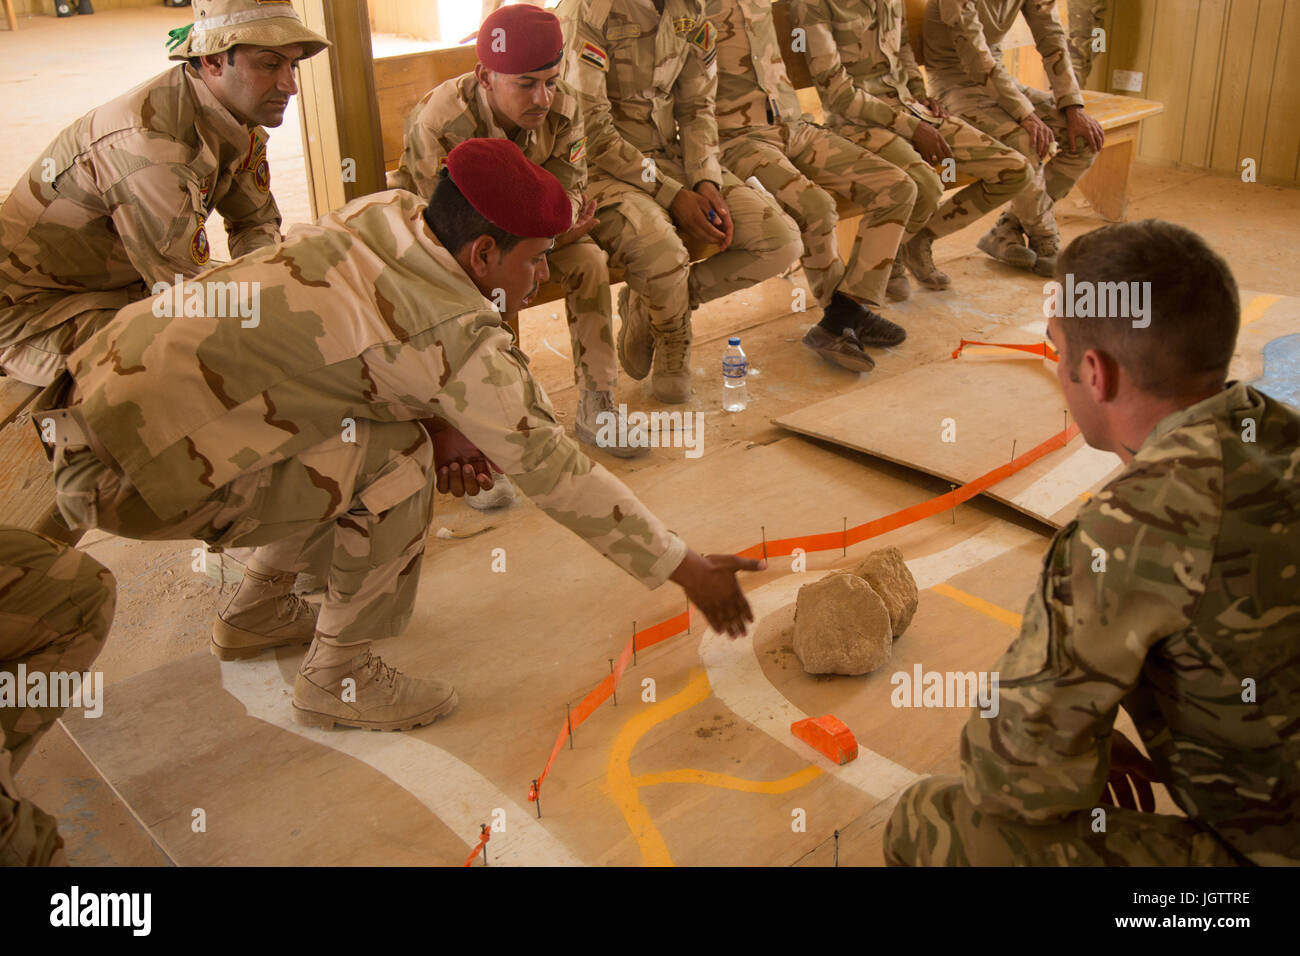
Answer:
[
  {"xmin": 792, "ymin": 572, "xmax": 892, "ymax": 676},
  {"xmin": 852, "ymin": 546, "xmax": 918, "ymax": 639}
]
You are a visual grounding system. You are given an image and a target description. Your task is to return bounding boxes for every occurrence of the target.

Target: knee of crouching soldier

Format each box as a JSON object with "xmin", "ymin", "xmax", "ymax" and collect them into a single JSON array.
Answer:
[
  {"xmin": 909, "ymin": 164, "xmax": 942, "ymax": 222},
  {"xmin": 797, "ymin": 184, "xmax": 839, "ymax": 237}
]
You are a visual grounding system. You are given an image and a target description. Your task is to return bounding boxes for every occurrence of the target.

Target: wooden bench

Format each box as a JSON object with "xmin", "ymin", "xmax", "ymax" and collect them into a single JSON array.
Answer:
[{"xmin": 371, "ymin": 0, "xmax": 1162, "ymax": 308}]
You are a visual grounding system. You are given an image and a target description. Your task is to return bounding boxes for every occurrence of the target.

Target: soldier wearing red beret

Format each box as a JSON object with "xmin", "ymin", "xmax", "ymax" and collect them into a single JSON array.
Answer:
[{"xmin": 40, "ymin": 141, "xmax": 766, "ymax": 732}]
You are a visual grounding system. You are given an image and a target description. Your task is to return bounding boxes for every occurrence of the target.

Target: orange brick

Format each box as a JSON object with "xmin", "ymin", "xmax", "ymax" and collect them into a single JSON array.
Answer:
[{"xmin": 790, "ymin": 715, "xmax": 858, "ymax": 765}]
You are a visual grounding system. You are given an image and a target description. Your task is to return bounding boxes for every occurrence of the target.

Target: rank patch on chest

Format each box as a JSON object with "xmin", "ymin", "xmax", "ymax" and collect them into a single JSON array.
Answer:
[
  {"xmin": 607, "ymin": 24, "xmax": 642, "ymax": 40},
  {"xmin": 673, "ymin": 16, "xmax": 696, "ymax": 34},
  {"xmin": 579, "ymin": 41, "xmax": 608, "ymax": 72},
  {"xmin": 689, "ymin": 20, "xmax": 717, "ymax": 65},
  {"xmin": 190, "ymin": 219, "xmax": 211, "ymax": 266},
  {"xmin": 568, "ymin": 137, "xmax": 587, "ymax": 164}
]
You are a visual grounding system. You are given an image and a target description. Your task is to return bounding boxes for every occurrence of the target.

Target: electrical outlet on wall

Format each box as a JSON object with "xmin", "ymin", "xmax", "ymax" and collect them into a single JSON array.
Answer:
[{"xmin": 1112, "ymin": 69, "xmax": 1144, "ymax": 93}]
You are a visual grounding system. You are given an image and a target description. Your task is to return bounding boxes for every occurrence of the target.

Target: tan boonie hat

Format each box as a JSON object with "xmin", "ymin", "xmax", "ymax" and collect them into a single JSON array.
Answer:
[{"xmin": 167, "ymin": 0, "xmax": 330, "ymax": 61}]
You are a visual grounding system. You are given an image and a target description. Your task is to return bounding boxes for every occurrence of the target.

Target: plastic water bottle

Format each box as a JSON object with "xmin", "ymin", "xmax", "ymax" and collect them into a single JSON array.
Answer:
[{"xmin": 723, "ymin": 336, "xmax": 748, "ymax": 412}]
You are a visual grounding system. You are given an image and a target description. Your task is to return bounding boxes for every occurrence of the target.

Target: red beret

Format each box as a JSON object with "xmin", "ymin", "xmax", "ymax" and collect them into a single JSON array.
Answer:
[
  {"xmin": 477, "ymin": 5, "xmax": 564, "ymax": 75},
  {"xmin": 446, "ymin": 139, "xmax": 573, "ymax": 239}
]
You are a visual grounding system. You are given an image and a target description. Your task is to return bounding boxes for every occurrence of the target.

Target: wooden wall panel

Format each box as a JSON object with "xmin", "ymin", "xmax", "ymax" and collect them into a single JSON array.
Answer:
[{"xmin": 1102, "ymin": 0, "xmax": 1298, "ymax": 186}]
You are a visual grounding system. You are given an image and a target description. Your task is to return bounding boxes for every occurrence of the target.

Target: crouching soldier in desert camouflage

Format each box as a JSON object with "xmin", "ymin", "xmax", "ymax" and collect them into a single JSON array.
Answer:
[
  {"xmin": 886, "ymin": 220, "xmax": 1300, "ymax": 866},
  {"xmin": 0, "ymin": 529, "xmax": 117, "ymax": 866},
  {"xmin": 390, "ymin": 5, "xmax": 647, "ymax": 471},
  {"xmin": 35, "ymin": 140, "xmax": 764, "ymax": 732},
  {"xmin": 0, "ymin": 0, "xmax": 328, "ymax": 386}
]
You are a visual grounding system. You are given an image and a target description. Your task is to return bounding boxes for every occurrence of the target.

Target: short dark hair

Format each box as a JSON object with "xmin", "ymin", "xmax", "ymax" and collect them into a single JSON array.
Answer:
[
  {"xmin": 1055, "ymin": 220, "xmax": 1239, "ymax": 398},
  {"xmin": 422, "ymin": 168, "xmax": 523, "ymax": 255}
]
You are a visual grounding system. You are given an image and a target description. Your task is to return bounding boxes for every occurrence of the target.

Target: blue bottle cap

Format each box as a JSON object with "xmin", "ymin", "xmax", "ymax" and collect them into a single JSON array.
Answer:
[{"xmin": 728, "ymin": 336, "xmax": 741, "ymax": 345}]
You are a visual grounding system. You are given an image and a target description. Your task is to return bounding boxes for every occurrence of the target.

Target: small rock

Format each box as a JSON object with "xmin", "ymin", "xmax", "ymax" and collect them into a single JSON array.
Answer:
[
  {"xmin": 792, "ymin": 572, "xmax": 892, "ymax": 676},
  {"xmin": 852, "ymin": 546, "xmax": 918, "ymax": 639}
]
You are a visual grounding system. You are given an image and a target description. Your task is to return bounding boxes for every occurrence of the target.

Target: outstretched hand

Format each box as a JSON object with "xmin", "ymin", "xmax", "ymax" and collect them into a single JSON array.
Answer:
[{"xmin": 670, "ymin": 550, "xmax": 767, "ymax": 638}]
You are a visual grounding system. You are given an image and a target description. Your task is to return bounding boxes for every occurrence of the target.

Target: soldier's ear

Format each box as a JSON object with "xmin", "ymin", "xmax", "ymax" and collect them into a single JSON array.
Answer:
[
  {"xmin": 475, "ymin": 64, "xmax": 494, "ymax": 91},
  {"xmin": 465, "ymin": 234, "xmax": 500, "ymax": 279}
]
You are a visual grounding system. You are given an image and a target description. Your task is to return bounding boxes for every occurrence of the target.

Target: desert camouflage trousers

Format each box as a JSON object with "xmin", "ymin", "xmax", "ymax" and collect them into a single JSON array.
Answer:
[
  {"xmin": 831, "ymin": 99, "xmax": 1033, "ymax": 246},
  {"xmin": 884, "ymin": 776, "xmax": 1246, "ymax": 866},
  {"xmin": 549, "ymin": 236, "xmax": 617, "ymax": 393},
  {"xmin": 51, "ymin": 416, "xmax": 436, "ymax": 645},
  {"xmin": 927, "ymin": 76, "xmax": 1099, "ymax": 239},
  {"xmin": 0, "ymin": 528, "xmax": 116, "ymax": 866},
  {"xmin": 0, "ymin": 286, "xmax": 139, "ymax": 386},
  {"xmin": 721, "ymin": 121, "xmax": 916, "ymax": 308},
  {"xmin": 588, "ymin": 156, "xmax": 800, "ymax": 338},
  {"xmin": 1069, "ymin": 0, "xmax": 1109, "ymax": 84}
]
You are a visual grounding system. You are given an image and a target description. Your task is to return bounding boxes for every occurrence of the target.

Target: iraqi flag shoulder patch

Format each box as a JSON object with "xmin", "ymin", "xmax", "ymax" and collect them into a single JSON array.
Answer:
[
  {"xmin": 579, "ymin": 41, "xmax": 608, "ymax": 72},
  {"xmin": 689, "ymin": 20, "xmax": 717, "ymax": 66}
]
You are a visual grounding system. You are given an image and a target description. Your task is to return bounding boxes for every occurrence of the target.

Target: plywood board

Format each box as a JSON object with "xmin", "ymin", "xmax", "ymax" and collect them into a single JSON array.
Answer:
[
  {"xmin": 62, "ymin": 436, "xmax": 1060, "ymax": 866},
  {"xmin": 775, "ymin": 351, "xmax": 1122, "ymax": 529}
]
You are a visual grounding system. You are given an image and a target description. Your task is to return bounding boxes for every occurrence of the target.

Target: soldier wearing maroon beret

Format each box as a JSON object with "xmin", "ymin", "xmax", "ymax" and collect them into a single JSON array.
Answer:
[
  {"xmin": 43, "ymin": 140, "xmax": 766, "ymax": 732},
  {"xmin": 390, "ymin": 4, "xmax": 648, "ymax": 490}
]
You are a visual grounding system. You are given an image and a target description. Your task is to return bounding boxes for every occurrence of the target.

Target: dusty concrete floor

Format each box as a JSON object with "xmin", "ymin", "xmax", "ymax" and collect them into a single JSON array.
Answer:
[{"xmin": 3, "ymin": 7, "xmax": 1299, "ymax": 865}]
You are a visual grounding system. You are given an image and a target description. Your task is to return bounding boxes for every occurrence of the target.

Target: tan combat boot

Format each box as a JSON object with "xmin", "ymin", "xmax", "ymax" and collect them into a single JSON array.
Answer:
[
  {"xmin": 976, "ymin": 212, "xmax": 1038, "ymax": 270},
  {"xmin": 886, "ymin": 258, "xmax": 911, "ymax": 301},
  {"xmin": 1028, "ymin": 231, "xmax": 1060, "ymax": 278},
  {"xmin": 574, "ymin": 389, "xmax": 650, "ymax": 458},
  {"xmin": 292, "ymin": 637, "xmax": 458, "ymax": 731},
  {"xmin": 651, "ymin": 328, "xmax": 693, "ymax": 404},
  {"xmin": 616, "ymin": 285, "xmax": 654, "ymax": 381},
  {"xmin": 900, "ymin": 230, "xmax": 952, "ymax": 289},
  {"xmin": 212, "ymin": 566, "xmax": 317, "ymax": 661}
]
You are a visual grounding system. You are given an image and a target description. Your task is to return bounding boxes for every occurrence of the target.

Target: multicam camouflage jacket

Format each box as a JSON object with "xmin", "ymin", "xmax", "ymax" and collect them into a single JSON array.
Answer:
[
  {"xmin": 706, "ymin": 0, "xmax": 806, "ymax": 133},
  {"xmin": 0, "ymin": 65, "xmax": 281, "ymax": 350},
  {"xmin": 924, "ymin": 0, "xmax": 1084, "ymax": 119},
  {"xmin": 387, "ymin": 71, "xmax": 591, "ymax": 216},
  {"xmin": 65, "ymin": 190, "xmax": 687, "ymax": 590},
  {"xmin": 790, "ymin": 0, "xmax": 932, "ymax": 137},
  {"xmin": 556, "ymin": 0, "xmax": 723, "ymax": 209},
  {"xmin": 962, "ymin": 381, "xmax": 1300, "ymax": 865}
]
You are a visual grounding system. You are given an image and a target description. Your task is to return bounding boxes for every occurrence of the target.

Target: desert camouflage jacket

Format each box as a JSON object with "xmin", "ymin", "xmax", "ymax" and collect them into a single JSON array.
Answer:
[
  {"xmin": 790, "ymin": 0, "xmax": 931, "ymax": 138},
  {"xmin": 557, "ymin": 0, "xmax": 723, "ymax": 209},
  {"xmin": 0, "ymin": 65, "xmax": 281, "ymax": 346},
  {"xmin": 924, "ymin": 0, "xmax": 1084, "ymax": 119},
  {"xmin": 388, "ymin": 71, "xmax": 590, "ymax": 217},
  {"xmin": 66, "ymin": 190, "xmax": 687, "ymax": 590},
  {"xmin": 707, "ymin": 0, "xmax": 806, "ymax": 133},
  {"xmin": 962, "ymin": 382, "xmax": 1300, "ymax": 865}
]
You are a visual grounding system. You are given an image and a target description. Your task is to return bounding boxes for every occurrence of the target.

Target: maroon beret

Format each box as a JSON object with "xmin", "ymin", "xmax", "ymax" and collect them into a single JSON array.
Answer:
[
  {"xmin": 476, "ymin": 5, "xmax": 564, "ymax": 75},
  {"xmin": 446, "ymin": 139, "xmax": 573, "ymax": 239}
]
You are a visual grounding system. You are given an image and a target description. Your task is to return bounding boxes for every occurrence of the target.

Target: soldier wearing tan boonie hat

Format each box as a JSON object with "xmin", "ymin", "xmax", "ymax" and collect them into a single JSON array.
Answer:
[
  {"xmin": 165, "ymin": 0, "xmax": 329, "ymax": 61},
  {"xmin": 0, "ymin": 0, "xmax": 329, "ymax": 387}
]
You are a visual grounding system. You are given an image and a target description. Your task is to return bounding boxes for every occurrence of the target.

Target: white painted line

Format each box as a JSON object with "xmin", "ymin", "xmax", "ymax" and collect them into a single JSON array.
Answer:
[
  {"xmin": 220, "ymin": 659, "xmax": 583, "ymax": 866},
  {"xmin": 699, "ymin": 522, "xmax": 1041, "ymax": 799},
  {"xmin": 1009, "ymin": 443, "xmax": 1120, "ymax": 518}
]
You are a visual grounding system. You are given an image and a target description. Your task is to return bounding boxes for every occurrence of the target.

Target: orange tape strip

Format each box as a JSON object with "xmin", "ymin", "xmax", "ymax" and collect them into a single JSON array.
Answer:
[{"xmin": 530, "ymin": 342, "xmax": 1070, "ymax": 800}]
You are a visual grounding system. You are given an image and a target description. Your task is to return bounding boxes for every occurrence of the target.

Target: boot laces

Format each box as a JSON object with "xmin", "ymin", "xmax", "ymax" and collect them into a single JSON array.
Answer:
[
  {"xmin": 660, "ymin": 331, "xmax": 690, "ymax": 371},
  {"xmin": 277, "ymin": 591, "xmax": 314, "ymax": 621},
  {"xmin": 360, "ymin": 649, "xmax": 399, "ymax": 687},
  {"xmin": 910, "ymin": 234, "xmax": 937, "ymax": 272}
]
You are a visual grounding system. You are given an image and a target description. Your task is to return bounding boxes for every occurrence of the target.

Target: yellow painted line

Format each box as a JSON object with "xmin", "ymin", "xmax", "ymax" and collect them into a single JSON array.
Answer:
[
  {"xmin": 631, "ymin": 765, "xmax": 822, "ymax": 794},
  {"xmin": 605, "ymin": 668, "xmax": 712, "ymax": 867},
  {"xmin": 930, "ymin": 582, "xmax": 1023, "ymax": 630},
  {"xmin": 1241, "ymin": 294, "xmax": 1281, "ymax": 328}
]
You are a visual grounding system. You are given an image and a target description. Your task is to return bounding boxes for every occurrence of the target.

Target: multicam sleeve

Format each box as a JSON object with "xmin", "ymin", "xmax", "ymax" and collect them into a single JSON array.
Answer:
[
  {"xmin": 790, "ymin": 0, "xmax": 921, "ymax": 138},
  {"xmin": 959, "ymin": 471, "xmax": 1214, "ymax": 823},
  {"xmin": 561, "ymin": 13, "xmax": 689, "ymax": 209},
  {"xmin": 101, "ymin": 158, "xmax": 225, "ymax": 285},
  {"xmin": 673, "ymin": 19, "xmax": 725, "ymax": 189},
  {"xmin": 936, "ymin": 0, "xmax": 1035, "ymax": 121},
  {"xmin": 423, "ymin": 313, "xmax": 688, "ymax": 589},
  {"xmin": 1021, "ymin": 0, "xmax": 1084, "ymax": 109}
]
